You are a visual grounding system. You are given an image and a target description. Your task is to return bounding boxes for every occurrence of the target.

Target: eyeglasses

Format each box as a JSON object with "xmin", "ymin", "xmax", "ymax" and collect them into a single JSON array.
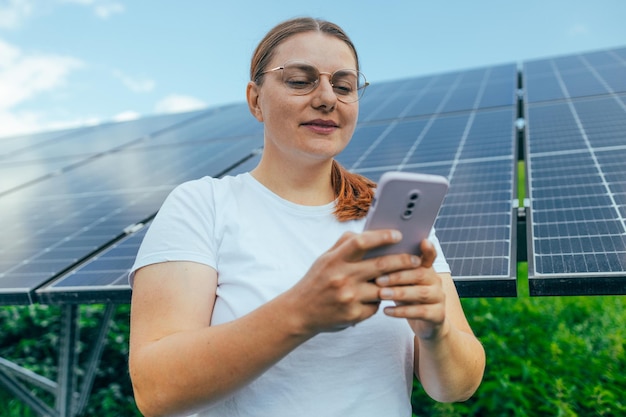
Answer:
[{"xmin": 257, "ymin": 60, "xmax": 369, "ymax": 103}]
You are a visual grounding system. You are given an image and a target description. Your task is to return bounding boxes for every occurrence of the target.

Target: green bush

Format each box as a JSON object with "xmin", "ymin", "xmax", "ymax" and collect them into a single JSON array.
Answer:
[
  {"xmin": 0, "ymin": 304, "xmax": 140, "ymax": 416},
  {"xmin": 1, "ymin": 292, "xmax": 625, "ymax": 416},
  {"xmin": 412, "ymin": 295, "xmax": 626, "ymax": 416}
]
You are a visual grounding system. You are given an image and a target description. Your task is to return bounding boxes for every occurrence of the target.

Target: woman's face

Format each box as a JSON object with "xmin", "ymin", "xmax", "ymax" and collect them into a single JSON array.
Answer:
[{"xmin": 248, "ymin": 31, "xmax": 360, "ymax": 166}]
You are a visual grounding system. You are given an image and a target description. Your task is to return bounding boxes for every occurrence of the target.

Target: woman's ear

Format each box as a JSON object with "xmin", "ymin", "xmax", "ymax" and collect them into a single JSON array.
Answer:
[{"xmin": 246, "ymin": 81, "xmax": 264, "ymax": 122}]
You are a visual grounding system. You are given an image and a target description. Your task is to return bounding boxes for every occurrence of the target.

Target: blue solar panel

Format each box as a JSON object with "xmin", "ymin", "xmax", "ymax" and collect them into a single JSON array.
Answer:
[
  {"xmin": 12, "ymin": 45, "xmax": 626, "ymax": 303},
  {"xmin": 525, "ymin": 48, "xmax": 626, "ymax": 295},
  {"xmin": 342, "ymin": 69, "xmax": 518, "ymax": 296},
  {"xmin": 37, "ymin": 153, "xmax": 262, "ymax": 303},
  {"xmin": 0, "ymin": 111, "xmax": 203, "ymax": 196},
  {"xmin": 0, "ymin": 108, "xmax": 263, "ymax": 304},
  {"xmin": 36, "ymin": 63, "xmax": 519, "ymax": 301},
  {"xmin": 524, "ymin": 47, "xmax": 626, "ymax": 104}
]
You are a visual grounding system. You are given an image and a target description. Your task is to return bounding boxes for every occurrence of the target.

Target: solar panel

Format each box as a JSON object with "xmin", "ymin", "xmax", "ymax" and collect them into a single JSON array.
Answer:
[
  {"xmin": 525, "ymin": 47, "xmax": 626, "ymax": 104},
  {"xmin": 11, "ymin": 45, "xmax": 626, "ymax": 304},
  {"xmin": 343, "ymin": 112, "xmax": 517, "ymax": 296},
  {"xmin": 524, "ymin": 47, "xmax": 626, "ymax": 295},
  {"xmin": 340, "ymin": 64, "xmax": 519, "ymax": 297},
  {"xmin": 37, "ymin": 64, "xmax": 518, "ymax": 301},
  {"xmin": 0, "ymin": 108, "xmax": 263, "ymax": 304},
  {"xmin": 37, "ymin": 153, "xmax": 262, "ymax": 303},
  {"xmin": 0, "ymin": 111, "xmax": 203, "ymax": 196}
]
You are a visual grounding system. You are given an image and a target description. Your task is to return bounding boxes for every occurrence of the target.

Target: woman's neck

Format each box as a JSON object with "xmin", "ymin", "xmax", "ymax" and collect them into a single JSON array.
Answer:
[{"xmin": 251, "ymin": 158, "xmax": 335, "ymax": 206}]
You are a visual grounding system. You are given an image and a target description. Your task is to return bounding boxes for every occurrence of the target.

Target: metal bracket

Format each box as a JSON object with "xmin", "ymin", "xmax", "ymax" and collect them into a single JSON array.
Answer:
[{"xmin": 0, "ymin": 303, "xmax": 117, "ymax": 417}]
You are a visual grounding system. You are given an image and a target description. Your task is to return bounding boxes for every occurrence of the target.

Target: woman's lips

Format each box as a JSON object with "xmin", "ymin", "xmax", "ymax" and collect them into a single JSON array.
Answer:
[{"xmin": 301, "ymin": 119, "xmax": 339, "ymax": 134}]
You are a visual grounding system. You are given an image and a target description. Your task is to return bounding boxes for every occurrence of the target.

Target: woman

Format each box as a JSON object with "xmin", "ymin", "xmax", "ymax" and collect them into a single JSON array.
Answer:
[{"xmin": 129, "ymin": 17, "xmax": 485, "ymax": 417}]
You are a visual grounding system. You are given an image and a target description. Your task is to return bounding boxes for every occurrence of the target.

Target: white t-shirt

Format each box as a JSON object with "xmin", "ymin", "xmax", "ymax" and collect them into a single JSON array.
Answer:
[{"xmin": 130, "ymin": 173, "xmax": 451, "ymax": 417}]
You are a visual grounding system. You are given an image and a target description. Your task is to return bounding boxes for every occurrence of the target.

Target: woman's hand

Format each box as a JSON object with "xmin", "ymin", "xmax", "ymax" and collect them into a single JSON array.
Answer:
[
  {"xmin": 285, "ymin": 229, "xmax": 422, "ymax": 334},
  {"xmin": 370, "ymin": 238, "xmax": 486, "ymax": 402},
  {"xmin": 374, "ymin": 239, "xmax": 448, "ymax": 340}
]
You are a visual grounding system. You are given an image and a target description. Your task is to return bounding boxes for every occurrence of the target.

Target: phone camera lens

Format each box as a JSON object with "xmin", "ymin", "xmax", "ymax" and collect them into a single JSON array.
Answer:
[
  {"xmin": 410, "ymin": 193, "xmax": 419, "ymax": 200},
  {"xmin": 404, "ymin": 209, "xmax": 413, "ymax": 217}
]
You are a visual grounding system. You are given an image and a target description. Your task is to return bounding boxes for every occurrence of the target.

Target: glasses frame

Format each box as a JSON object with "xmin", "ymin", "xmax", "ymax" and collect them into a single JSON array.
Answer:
[{"xmin": 257, "ymin": 60, "xmax": 370, "ymax": 103}]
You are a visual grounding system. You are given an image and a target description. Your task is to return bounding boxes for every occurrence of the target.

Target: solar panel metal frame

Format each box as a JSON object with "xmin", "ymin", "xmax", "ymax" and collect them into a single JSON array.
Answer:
[{"xmin": 523, "ymin": 48, "xmax": 626, "ymax": 296}]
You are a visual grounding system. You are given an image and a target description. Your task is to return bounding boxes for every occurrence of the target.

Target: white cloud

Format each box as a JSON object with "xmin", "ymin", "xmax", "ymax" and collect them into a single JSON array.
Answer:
[
  {"xmin": 0, "ymin": 51, "xmax": 83, "ymax": 110},
  {"xmin": 94, "ymin": 2, "xmax": 124, "ymax": 19},
  {"xmin": 0, "ymin": 0, "xmax": 33, "ymax": 29},
  {"xmin": 0, "ymin": 39, "xmax": 20, "ymax": 68},
  {"xmin": 61, "ymin": 0, "xmax": 125, "ymax": 20},
  {"xmin": 155, "ymin": 94, "xmax": 207, "ymax": 114},
  {"xmin": 0, "ymin": 38, "xmax": 84, "ymax": 137},
  {"xmin": 112, "ymin": 110, "xmax": 140, "ymax": 122},
  {"xmin": 0, "ymin": 110, "xmax": 40, "ymax": 138},
  {"xmin": 113, "ymin": 69, "xmax": 155, "ymax": 93},
  {"xmin": 0, "ymin": 110, "xmax": 104, "ymax": 138},
  {"xmin": 50, "ymin": 116, "xmax": 102, "ymax": 129}
]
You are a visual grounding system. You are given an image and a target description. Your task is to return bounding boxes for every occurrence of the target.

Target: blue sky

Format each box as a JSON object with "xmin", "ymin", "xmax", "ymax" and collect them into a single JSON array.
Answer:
[{"xmin": 0, "ymin": 0, "xmax": 625, "ymax": 138}]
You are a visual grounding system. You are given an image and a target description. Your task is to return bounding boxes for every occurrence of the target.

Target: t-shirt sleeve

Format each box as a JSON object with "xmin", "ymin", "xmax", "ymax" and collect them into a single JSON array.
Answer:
[
  {"xmin": 428, "ymin": 228, "xmax": 452, "ymax": 274},
  {"xmin": 128, "ymin": 179, "xmax": 217, "ymax": 287}
]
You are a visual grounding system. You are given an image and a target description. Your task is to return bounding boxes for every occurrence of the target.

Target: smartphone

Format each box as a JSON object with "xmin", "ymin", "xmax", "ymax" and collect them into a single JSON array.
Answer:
[{"xmin": 362, "ymin": 171, "xmax": 449, "ymax": 259}]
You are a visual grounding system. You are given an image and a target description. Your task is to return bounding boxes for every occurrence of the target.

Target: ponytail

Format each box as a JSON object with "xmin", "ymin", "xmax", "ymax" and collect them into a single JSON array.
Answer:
[{"xmin": 331, "ymin": 160, "xmax": 376, "ymax": 221}]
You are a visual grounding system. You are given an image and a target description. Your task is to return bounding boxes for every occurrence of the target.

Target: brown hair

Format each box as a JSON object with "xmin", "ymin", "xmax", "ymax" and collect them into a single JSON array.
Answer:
[
  {"xmin": 331, "ymin": 160, "xmax": 376, "ymax": 221},
  {"xmin": 251, "ymin": 17, "xmax": 361, "ymax": 83},
  {"xmin": 251, "ymin": 17, "xmax": 375, "ymax": 221}
]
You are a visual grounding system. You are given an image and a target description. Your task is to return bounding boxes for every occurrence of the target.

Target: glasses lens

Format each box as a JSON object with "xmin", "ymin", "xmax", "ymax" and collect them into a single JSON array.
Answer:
[
  {"xmin": 331, "ymin": 70, "xmax": 365, "ymax": 103},
  {"xmin": 282, "ymin": 63, "xmax": 319, "ymax": 93},
  {"xmin": 280, "ymin": 62, "xmax": 368, "ymax": 102}
]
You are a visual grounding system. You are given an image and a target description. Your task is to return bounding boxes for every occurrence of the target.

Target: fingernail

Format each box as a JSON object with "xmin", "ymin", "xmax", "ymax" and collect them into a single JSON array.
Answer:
[
  {"xmin": 411, "ymin": 256, "xmax": 421, "ymax": 266},
  {"xmin": 383, "ymin": 306, "xmax": 396, "ymax": 316},
  {"xmin": 391, "ymin": 230, "xmax": 402, "ymax": 241},
  {"xmin": 376, "ymin": 275, "xmax": 390, "ymax": 285},
  {"xmin": 380, "ymin": 288, "xmax": 394, "ymax": 299}
]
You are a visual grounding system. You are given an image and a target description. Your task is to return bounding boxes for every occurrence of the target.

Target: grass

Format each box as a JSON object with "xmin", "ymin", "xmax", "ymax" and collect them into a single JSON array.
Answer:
[{"xmin": 411, "ymin": 290, "xmax": 626, "ymax": 416}]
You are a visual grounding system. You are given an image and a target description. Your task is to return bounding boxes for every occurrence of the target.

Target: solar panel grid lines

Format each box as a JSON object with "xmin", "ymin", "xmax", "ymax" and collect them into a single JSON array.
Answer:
[
  {"xmin": 0, "ymin": 110, "xmax": 211, "ymax": 197},
  {"xmin": 347, "ymin": 65, "xmax": 516, "ymax": 291},
  {"xmin": 0, "ymin": 114, "xmax": 264, "ymax": 303},
  {"xmin": 578, "ymin": 55, "xmax": 619, "ymax": 95},
  {"xmin": 11, "ymin": 44, "xmax": 626, "ymax": 304},
  {"xmin": 347, "ymin": 85, "xmax": 517, "ymax": 288},
  {"xmin": 406, "ymin": 71, "xmax": 466, "ymax": 118},
  {"xmin": 347, "ymin": 120, "xmax": 402, "ymax": 170},
  {"xmin": 524, "ymin": 47, "xmax": 626, "ymax": 105},
  {"xmin": 358, "ymin": 75, "xmax": 439, "ymax": 122},
  {"xmin": 525, "ymin": 48, "xmax": 626, "ymax": 294},
  {"xmin": 3, "ymin": 111, "xmax": 202, "ymax": 165},
  {"xmin": 122, "ymin": 104, "xmax": 264, "ymax": 150},
  {"xmin": 401, "ymin": 114, "xmax": 468, "ymax": 167},
  {"xmin": 0, "ymin": 128, "xmax": 78, "ymax": 160},
  {"xmin": 36, "ymin": 152, "xmax": 264, "ymax": 303},
  {"xmin": 476, "ymin": 65, "xmax": 518, "ymax": 109},
  {"xmin": 46, "ymin": 63, "xmax": 520, "ymax": 301},
  {"xmin": 359, "ymin": 63, "xmax": 517, "ymax": 123},
  {"xmin": 445, "ymin": 112, "xmax": 478, "ymax": 180},
  {"xmin": 36, "ymin": 226, "xmax": 148, "ymax": 304},
  {"xmin": 559, "ymin": 102, "xmax": 625, "ymax": 234}
]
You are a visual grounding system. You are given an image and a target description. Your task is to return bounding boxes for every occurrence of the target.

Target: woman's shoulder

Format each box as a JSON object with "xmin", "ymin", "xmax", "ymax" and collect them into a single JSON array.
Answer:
[{"xmin": 170, "ymin": 173, "xmax": 250, "ymax": 200}]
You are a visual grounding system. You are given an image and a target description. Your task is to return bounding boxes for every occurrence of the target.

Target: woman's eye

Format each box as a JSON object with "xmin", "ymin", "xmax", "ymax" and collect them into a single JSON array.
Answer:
[
  {"xmin": 285, "ymin": 78, "xmax": 315, "ymax": 89},
  {"xmin": 332, "ymin": 81, "xmax": 354, "ymax": 95}
]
